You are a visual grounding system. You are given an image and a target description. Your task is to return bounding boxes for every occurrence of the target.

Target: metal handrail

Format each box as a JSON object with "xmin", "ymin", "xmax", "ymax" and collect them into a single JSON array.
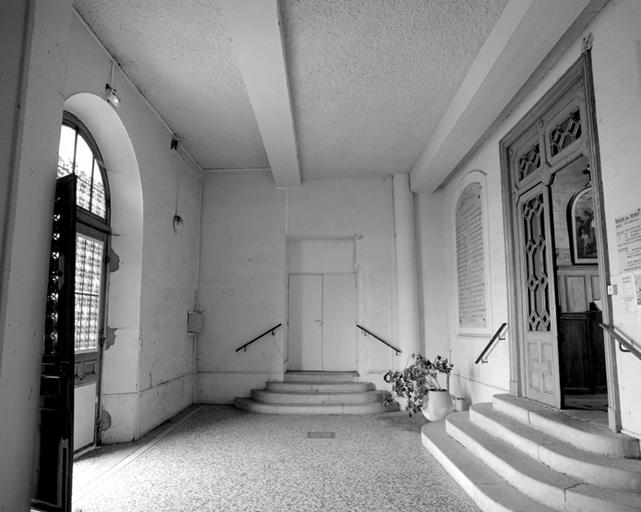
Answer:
[
  {"xmin": 598, "ymin": 323, "xmax": 641, "ymax": 361},
  {"xmin": 235, "ymin": 323, "xmax": 282, "ymax": 352},
  {"xmin": 475, "ymin": 322, "xmax": 508, "ymax": 364},
  {"xmin": 356, "ymin": 324, "xmax": 402, "ymax": 355}
]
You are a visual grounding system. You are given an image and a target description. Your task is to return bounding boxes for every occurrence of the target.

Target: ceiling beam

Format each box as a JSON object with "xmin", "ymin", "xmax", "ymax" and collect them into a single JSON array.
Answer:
[
  {"xmin": 410, "ymin": 0, "xmax": 597, "ymax": 193},
  {"xmin": 220, "ymin": 0, "xmax": 301, "ymax": 188}
]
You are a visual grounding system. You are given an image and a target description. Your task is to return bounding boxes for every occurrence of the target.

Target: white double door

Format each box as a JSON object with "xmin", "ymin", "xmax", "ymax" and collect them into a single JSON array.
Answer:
[{"xmin": 288, "ymin": 273, "xmax": 356, "ymax": 371}]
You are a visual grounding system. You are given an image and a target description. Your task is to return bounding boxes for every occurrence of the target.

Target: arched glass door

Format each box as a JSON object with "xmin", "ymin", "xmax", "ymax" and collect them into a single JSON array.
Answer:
[{"xmin": 57, "ymin": 113, "xmax": 111, "ymax": 452}]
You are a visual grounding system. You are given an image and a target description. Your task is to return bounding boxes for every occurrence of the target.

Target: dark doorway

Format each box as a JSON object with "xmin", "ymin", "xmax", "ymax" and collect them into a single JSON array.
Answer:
[{"xmin": 551, "ymin": 157, "xmax": 607, "ymax": 411}]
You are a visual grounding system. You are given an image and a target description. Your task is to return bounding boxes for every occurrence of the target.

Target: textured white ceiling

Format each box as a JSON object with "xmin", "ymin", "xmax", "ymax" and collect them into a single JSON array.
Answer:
[
  {"xmin": 73, "ymin": 0, "xmax": 507, "ymax": 178},
  {"xmin": 280, "ymin": 0, "xmax": 508, "ymax": 179},
  {"xmin": 73, "ymin": 0, "xmax": 269, "ymax": 170}
]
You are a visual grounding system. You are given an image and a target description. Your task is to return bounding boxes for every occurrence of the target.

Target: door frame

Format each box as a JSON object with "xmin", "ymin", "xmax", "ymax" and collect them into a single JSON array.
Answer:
[
  {"xmin": 499, "ymin": 49, "xmax": 620, "ymax": 429},
  {"xmin": 284, "ymin": 236, "xmax": 359, "ymax": 373}
]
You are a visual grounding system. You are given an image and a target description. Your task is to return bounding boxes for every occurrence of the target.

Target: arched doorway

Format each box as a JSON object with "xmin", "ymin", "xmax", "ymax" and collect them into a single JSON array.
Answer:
[
  {"xmin": 32, "ymin": 94, "xmax": 143, "ymax": 512},
  {"xmin": 57, "ymin": 112, "xmax": 111, "ymax": 452}
]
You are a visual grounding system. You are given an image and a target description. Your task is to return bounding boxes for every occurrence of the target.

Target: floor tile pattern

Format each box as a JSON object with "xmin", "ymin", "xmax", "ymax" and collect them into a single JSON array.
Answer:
[{"xmin": 73, "ymin": 407, "xmax": 480, "ymax": 512}]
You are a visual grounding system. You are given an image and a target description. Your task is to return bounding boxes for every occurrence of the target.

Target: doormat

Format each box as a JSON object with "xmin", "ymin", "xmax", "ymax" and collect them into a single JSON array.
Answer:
[{"xmin": 306, "ymin": 431, "xmax": 336, "ymax": 439}]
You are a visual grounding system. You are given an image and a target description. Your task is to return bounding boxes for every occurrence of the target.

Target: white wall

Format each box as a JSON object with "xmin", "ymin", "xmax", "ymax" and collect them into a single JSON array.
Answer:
[
  {"xmin": 64, "ymin": 12, "xmax": 202, "ymax": 441},
  {"xmin": 0, "ymin": 5, "xmax": 203, "ymax": 507},
  {"xmin": 590, "ymin": 0, "xmax": 641, "ymax": 437},
  {"xmin": 0, "ymin": 3, "xmax": 30, "ymax": 363},
  {"xmin": 0, "ymin": 2, "xmax": 74, "ymax": 510},
  {"xmin": 198, "ymin": 175, "xmax": 397, "ymax": 403},
  {"xmin": 287, "ymin": 179, "xmax": 398, "ymax": 378},
  {"xmin": 198, "ymin": 171, "xmax": 286, "ymax": 402},
  {"xmin": 417, "ymin": 0, "xmax": 641, "ymax": 436}
]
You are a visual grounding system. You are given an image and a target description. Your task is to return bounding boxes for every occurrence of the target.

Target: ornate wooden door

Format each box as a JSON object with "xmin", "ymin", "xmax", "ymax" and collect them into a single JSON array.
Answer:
[{"xmin": 517, "ymin": 183, "xmax": 561, "ymax": 407}]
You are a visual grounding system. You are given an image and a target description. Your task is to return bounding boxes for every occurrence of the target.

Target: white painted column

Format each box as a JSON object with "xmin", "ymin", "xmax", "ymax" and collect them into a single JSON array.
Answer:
[{"xmin": 393, "ymin": 173, "xmax": 420, "ymax": 358}]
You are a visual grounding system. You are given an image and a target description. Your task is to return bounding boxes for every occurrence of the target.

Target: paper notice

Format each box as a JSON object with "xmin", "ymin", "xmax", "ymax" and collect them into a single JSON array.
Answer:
[
  {"xmin": 620, "ymin": 273, "xmax": 641, "ymax": 313},
  {"xmin": 615, "ymin": 209, "xmax": 641, "ymax": 273}
]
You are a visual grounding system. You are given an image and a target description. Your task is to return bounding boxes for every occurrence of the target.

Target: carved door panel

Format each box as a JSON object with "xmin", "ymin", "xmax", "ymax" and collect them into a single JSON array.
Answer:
[{"xmin": 517, "ymin": 184, "xmax": 561, "ymax": 407}]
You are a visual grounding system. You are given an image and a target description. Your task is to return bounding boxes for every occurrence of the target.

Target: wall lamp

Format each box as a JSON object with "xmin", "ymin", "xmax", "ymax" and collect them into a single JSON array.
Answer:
[{"xmin": 105, "ymin": 83, "xmax": 121, "ymax": 108}]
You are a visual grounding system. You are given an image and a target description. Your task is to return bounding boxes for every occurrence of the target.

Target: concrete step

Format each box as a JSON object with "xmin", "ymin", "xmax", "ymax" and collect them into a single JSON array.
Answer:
[
  {"xmin": 284, "ymin": 371, "xmax": 359, "ymax": 382},
  {"xmin": 251, "ymin": 389, "xmax": 386, "ymax": 405},
  {"xmin": 446, "ymin": 411, "xmax": 641, "ymax": 511},
  {"xmin": 233, "ymin": 397, "xmax": 399, "ymax": 415},
  {"xmin": 421, "ymin": 420, "xmax": 557, "ymax": 512},
  {"xmin": 470, "ymin": 403, "xmax": 641, "ymax": 492},
  {"xmin": 266, "ymin": 380, "xmax": 374, "ymax": 393},
  {"xmin": 493, "ymin": 394, "xmax": 640, "ymax": 458}
]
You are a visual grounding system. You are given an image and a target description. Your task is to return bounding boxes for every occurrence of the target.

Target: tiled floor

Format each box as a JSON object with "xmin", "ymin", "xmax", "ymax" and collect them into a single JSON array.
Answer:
[{"xmin": 73, "ymin": 406, "xmax": 480, "ymax": 512}]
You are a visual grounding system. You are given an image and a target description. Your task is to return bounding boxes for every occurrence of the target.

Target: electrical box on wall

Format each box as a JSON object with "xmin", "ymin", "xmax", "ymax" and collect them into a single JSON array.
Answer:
[{"xmin": 187, "ymin": 310, "xmax": 203, "ymax": 334}]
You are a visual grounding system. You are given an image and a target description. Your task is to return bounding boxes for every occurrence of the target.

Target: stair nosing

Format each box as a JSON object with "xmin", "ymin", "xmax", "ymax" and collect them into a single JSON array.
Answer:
[
  {"xmin": 447, "ymin": 411, "xmax": 641, "ymax": 511},
  {"xmin": 447, "ymin": 411, "xmax": 581, "ymax": 509},
  {"xmin": 421, "ymin": 421, "xmax": 557, "ymax": 512},
  {"xmin": 470, "ymin": 403, "xmax": 641, "ymax": 492},
  {"xmin": 253, "ymin": 389, "xmax": 382, "ymax": 396},
  {"xmin": 493, "ymin": 394, "xmax": 640, "ymax": 458},
  {"xmin": 233, "ymin": 397, "xmax": 397, "ymax": 414}
]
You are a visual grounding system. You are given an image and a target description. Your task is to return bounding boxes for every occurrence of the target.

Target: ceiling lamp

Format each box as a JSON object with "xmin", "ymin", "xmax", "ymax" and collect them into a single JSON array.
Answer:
[{"xmin": 105, "ymin": 83, "xmax": 120, "ymax": 108}]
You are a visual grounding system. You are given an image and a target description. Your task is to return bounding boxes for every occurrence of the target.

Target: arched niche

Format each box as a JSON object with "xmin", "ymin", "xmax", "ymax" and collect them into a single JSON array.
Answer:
[
  {"xmin": 63, "ymin": 92, "xmax": 143, "ymax": 442},
  {"xmin": 453, "ymin": 170, "xmax": 492, "ymax": 337}
]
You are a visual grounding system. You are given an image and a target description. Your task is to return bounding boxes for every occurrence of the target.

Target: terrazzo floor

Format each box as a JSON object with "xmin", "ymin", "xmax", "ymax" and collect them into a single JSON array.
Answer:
[{"xmin": 72, "ymin": 406, "xmax": 480, "ymax": 512}]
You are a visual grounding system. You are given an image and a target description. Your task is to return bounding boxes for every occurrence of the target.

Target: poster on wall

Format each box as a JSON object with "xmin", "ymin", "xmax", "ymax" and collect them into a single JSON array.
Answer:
[
  {"xmin": 615, "ymin": 208, "xmax": 641, "ymax": 273},
  {"xmin": 615, "ymin": 208, "xmax": 641, "ymax": 313},
  {"xmin": 619, "ymin": 274, "xmax": 640, "ymax": 314}
]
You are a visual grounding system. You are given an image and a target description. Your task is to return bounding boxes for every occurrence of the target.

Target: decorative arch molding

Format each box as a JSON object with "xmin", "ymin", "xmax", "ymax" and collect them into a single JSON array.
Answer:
[
  {"xmin": 452, "ymin": 169, "xmax": 492, "ymax": 337},
  {"xmin": 63, "ymin": 92, "xmax": 143, "ymax": 442}
]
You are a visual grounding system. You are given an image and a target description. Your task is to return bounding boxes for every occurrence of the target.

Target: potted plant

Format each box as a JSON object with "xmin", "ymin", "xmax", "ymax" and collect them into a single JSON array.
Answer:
[{"xmin": 383, "ymin": 353, "xmax": 454, "ymax": 420}]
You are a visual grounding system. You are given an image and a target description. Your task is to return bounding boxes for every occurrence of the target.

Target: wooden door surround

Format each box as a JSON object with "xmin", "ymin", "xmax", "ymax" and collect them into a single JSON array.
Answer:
[{"xmin": 499, "ymin": 49, "xmax": 616, "ymax": 423}]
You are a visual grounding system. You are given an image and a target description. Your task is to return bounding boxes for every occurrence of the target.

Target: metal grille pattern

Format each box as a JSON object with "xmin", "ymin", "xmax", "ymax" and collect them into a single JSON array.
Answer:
[
  {"xmin": 57, "ymin": 124, "xmax": 107, "ymax": 218},
  {"xmin": 517, "ymin": 143, "xmax": 541, "ymax": 180},
  {"xmin": 550, "ymin": 109, "xmax": 581, "ymax": 156},
  {"xmin": 74, "ymin": 233, "xmax": 104, "ymax": 351},
  {"xmin": 522, "ymin": 195, "xmax": 550, "ymax": 331}
]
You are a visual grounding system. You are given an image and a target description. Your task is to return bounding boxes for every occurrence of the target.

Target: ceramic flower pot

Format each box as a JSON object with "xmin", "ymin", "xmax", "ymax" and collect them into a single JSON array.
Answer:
[{"xmin": 422, "ymin": 390, "xmax": 454, "ymax": 421}]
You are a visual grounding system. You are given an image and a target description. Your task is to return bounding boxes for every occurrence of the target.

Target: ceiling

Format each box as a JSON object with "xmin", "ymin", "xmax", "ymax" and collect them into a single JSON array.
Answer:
[{"xmin": 73, "ymin": 0, "xmax": 507, "ymax": 183}]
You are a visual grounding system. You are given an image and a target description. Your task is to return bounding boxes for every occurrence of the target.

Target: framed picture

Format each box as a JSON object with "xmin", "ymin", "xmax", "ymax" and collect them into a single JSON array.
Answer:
[{"xmin": 568, "ymin": 186, "xmax": 598, "ymax": 264}]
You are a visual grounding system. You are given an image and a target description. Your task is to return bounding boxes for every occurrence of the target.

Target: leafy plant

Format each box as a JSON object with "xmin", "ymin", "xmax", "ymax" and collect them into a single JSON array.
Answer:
[{"xmin": 383, "ymin": 354, "xmax": 454, "ymax": 416}]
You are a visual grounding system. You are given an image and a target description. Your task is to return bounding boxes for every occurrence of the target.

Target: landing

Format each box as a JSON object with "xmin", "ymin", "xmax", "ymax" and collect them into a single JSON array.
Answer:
[{"xmin": 72, "ymin": 406, "xmax": 480, "ymax": 511}]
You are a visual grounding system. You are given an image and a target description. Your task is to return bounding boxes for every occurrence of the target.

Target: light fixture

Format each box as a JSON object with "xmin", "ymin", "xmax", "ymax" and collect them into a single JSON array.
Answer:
[{"xmin": 105, "ymin": 83, "xmax": 121, "ymax": 108}]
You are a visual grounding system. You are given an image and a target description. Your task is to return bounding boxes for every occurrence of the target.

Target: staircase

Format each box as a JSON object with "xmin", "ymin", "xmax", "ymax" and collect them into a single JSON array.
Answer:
[
  {"xmin": 422, "ymin": 393, "xmax": 641, "ymax": 512},
  {"xmin": 234, "ymin": 371, "xmax": 399, "ymax": 414}
]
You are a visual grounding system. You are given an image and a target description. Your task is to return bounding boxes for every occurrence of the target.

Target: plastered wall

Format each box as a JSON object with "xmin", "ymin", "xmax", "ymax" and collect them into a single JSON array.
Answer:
[
  {"xmin": 198, "ymin": 175, "xmax": 397, "ymax": 403},
  {"xmin": 417, "ymin": 0, "xmax": 641, "ymax": 436},
  {"xmin": 590, "ymin": 0, "xmax": 641, "ymax": 437},
  {"xmin": 0, "ymin": 2, "xmax": 74, "ymax": 510},
  {"xmin": 64, "ymin": 12, "xmax": 202, "ymax": 441},
  {"xmin": 0, "ymin": 4, "xmax": 201, "ymax": 508}
]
